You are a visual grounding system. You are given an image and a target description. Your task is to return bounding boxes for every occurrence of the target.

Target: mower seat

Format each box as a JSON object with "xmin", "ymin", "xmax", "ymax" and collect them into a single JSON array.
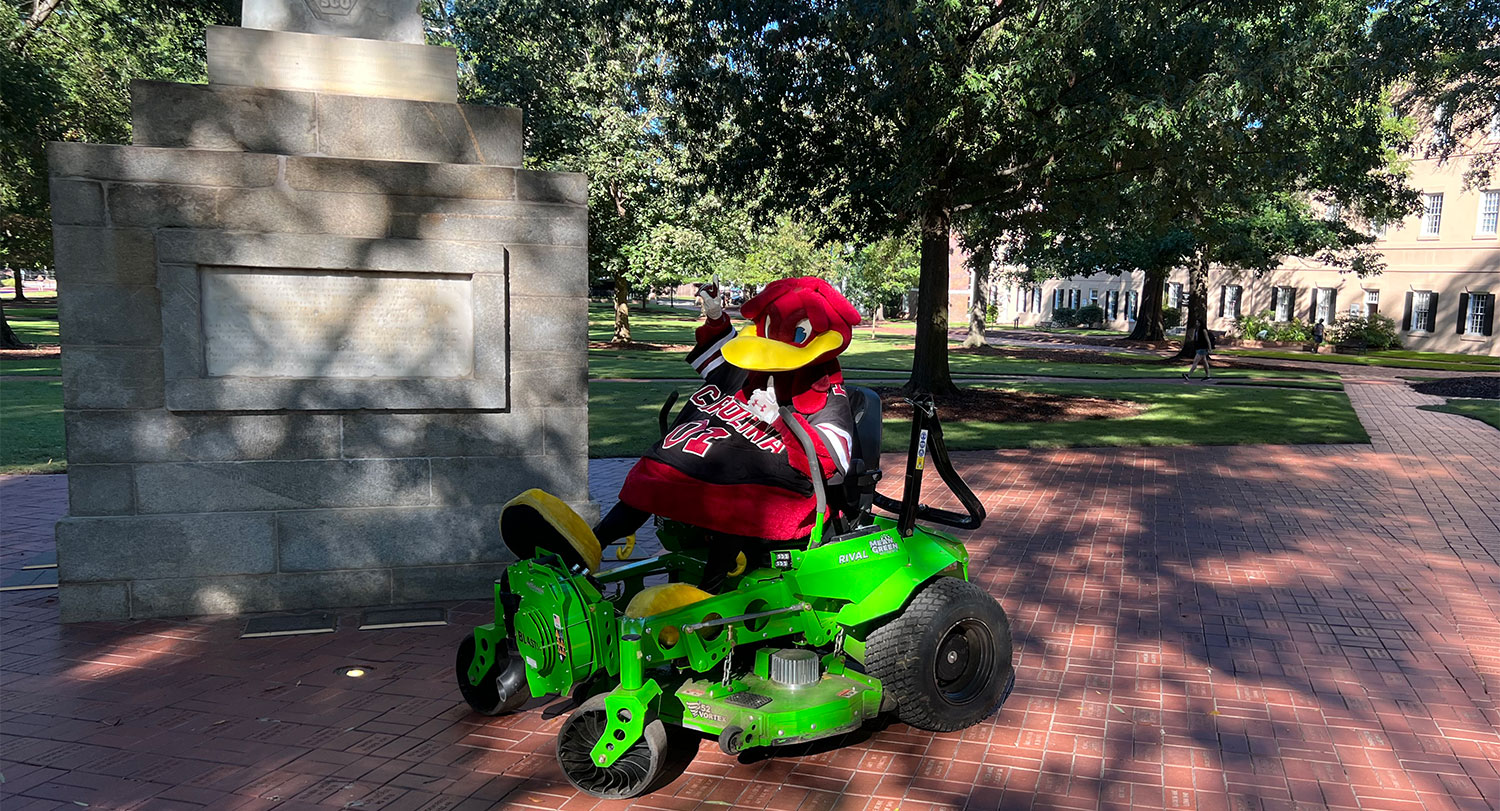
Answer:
[{"xmin": 828, "ymin": 386, "xmax": 882, "ymax": 531}]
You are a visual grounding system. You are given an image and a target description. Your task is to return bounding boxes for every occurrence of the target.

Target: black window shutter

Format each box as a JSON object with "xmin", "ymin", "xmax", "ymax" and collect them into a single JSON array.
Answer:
[
  {"xmin": 1429, "ymin": 293, "xmax": 1439, "ymax": 331},
  {"xmin": 1219, "ymin": 287, "xmax": 1226, "ymax": 317},
  {"xmin": 1328, "ymin": 290, "xmax": 1336, "ymax": 321},
  {"xmin": 1402, "ymin": 292, "xmax": 1413, "ymax": 331},
  {"xmin": 1484, "ymin": 295, "xmax": 1495, "ymax": 336},
  {"xmin": 1310, "ymin": 290, "xmax": 1318, "ymax": 321},
  {"xmin": 1458, "ymin": 293, "xmax": 1470, "ymax": 334}
]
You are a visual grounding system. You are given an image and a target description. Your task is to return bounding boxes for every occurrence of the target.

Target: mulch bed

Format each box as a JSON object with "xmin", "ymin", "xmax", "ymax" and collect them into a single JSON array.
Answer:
[
  {"xmin": 875, "ymin": 386, "xmax": 1144, "ymax": 423},
  {"xmin": 1409, "ymin": 377, "xmax": 1500, "ymax": 400}
]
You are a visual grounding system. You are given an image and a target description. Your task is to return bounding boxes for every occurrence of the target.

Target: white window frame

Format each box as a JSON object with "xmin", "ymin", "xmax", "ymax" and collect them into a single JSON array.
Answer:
[
  {"xmin": 1412, "ymin": 291, "xmax": 1434, "ymax": 332},
  {"xmin": 1364, "ymin": 290, "xmax": 1379, "ymax": 318},
  {"xmin": 1224, "ymin": 285, "xmax": 1242, "ymax": 319},
  {"xmin": 1274, "ymin": 287, "xmax": 1295, "ymax": 322},
  {"xmin": 1478, "ymin": 191, "xmax": 1499, "ymax": 237},
  {"xmin": 1422, "ymin": 193, "xmax": 1444, "ymax": 237},
  {"xmin": 1315, "ymin": 288, "xmax": 1334, "ymax": 324},
  {"xmin": 1107, "ymin": 290, "xmax": 1120, "ymax": 320},
  {"xmin": 1053, "ymin": 288, "xmax": 1064, "ymax": 310},
  {"xmin": 1167, "ymin": 283, "xmax": 1182, "ymax": 309},
  {"xmin": 1466, "ymin": 293, "xmax": 1491, "ymax": 336},
  {"xmin": 1125, "ymin": 290, "xmax": 1138, "ymax": 319}
]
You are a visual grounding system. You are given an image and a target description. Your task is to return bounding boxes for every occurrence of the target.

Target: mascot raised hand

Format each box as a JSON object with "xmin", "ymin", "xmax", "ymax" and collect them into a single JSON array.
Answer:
[{"xmin": 593, "ymin": 276, "xmax": 862, "ymax": 586}]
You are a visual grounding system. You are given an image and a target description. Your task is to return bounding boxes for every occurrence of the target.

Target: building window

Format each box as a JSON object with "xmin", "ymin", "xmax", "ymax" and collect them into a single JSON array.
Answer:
[
  {"xmin": 1461, "ymin": 292, "xmax": 1494, "ymax": 336},
  {"xmin": 1371, "ymin": 220, "xmax": 1389, "ymax": 239},
  {"xmin": 1272, "ymin": 286, "xmax": 1296, "ymax": 322},
  {"xmin": 1053, "ymin": 288, "xmax": 1064, "ymax": 310},
  {"xmin": 1088, "ymin": 289, "xmax": 1099, "ymax": 306},
  {"xmin": 1422, "ymin": 193, "xmax": 1444, "ymax": 236},
  {"xmin": 1479, "ymin": 191, "xmax": 1499, "ymax": 236},
  {"xmin": 1033, "ymin": 288, "xmax": 1043, "ymax": 313},
  {"xmin": 1218, "ymin": 285, "xmax": 1242, "ymax": 318},
  {"xmin": 1324, "ymin": 202, "xmax": 1342, "ymax": 222},
  {"xmin": 1166, "ymin": 283, "xmax": 1183, "ymax": 309},
  {"xmin": 1405, "ymin": 290, "xmax": 1437, "ymax": 332},
  {"xmin": 1107, "ymin": 290, "xmax": 1120, "ymax": 320},
  {"xmin": 1364, "ymin": 290, "xmax": 1380, "ymax": 318},
  {"xmin": 1067, "ymin": 288, "xmax": 1082, "ymax": 308},
  {"xmin": 1314, "ymin": 288, "xmax": 1336, "ymax": 324},
  {"xmin": 1125, "ymin": 290, "xmax": 1138, "ymax": 319}
]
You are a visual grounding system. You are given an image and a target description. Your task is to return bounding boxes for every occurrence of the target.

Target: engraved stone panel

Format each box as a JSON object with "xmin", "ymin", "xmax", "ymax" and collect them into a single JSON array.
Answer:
[{"xmin": 201, "ymin": 268, "xmax": 474, "ymax": 379}]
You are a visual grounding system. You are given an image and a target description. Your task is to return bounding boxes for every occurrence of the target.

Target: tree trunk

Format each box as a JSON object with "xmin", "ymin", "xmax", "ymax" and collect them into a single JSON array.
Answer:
[
  {"xmin": 905, "ymin": 208, "xmax": 958, "ymax": 395},
  {"xmin": 611, "ymin": 274, "xmax": 631, "ymax": 344},
  {"xmin": 1175, "ymin": 253, "xmax": 1210, "ymax": 359},
  {"xmin": 1127, "ymin": 269, "xmax": 1169, "ymax": 341},
  {"xmin": 961, "ymin": 248, "xmax": 989, "ymax": 348},
  {"xmin": 11, "ymin": 268, "xmax": 28, "ymax": 302},
  {"xmin": 1, "ymin": 301, "xmax": 33, "ymax": 349}
]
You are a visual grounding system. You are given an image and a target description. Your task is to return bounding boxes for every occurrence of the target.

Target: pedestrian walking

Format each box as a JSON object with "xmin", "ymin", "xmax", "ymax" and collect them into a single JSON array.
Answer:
[
  {"xmin": 1311, "ymin": 319, "xmax": 1326, "ymax": 353},
  {"xmin": 1181, "ymin": 327, "xmax": 1215, "ymax": 381}
]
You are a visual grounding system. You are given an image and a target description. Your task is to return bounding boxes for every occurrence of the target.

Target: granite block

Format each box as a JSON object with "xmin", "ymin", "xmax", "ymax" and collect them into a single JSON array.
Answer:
[
  {"xmin": 61, "ymin": 348, "xmax": 164, "ymax": 410},
  {"xmin": 57, "ymin": 284, "xmax": 161, "ymax": 346},
  {"xmin": 316, "ymin": 95, "xmax": 522, "ymax": 166},
  {"xmin": 56, "ymin": 513, "xmax": 276, "ymax": 581},
  {"xmin": 131, "ymin": 80, "xmax": 317, "ymax": 154},
  {"xmin": 47, "ymin": 142, "xmax": 277, "ymax": 187},
  {"xmin": 65, "ymin": 411, "xmax": 342, "ymax": 464},
  {"xmin": 66, "ymin": 465, "xmax": 135, "ymax": 516},
  {"xmin": 206, "ymin": 26, "xmax": 457, "ymax": 103},
  {"xmin": 51, "ymin": 227, "xmax": 157, "ymax": 286},
  {"xmin": 287, "ymin": 156, "xmax": 516, "ymax": 200},
  {"xmin": 242, "ymin": 0, "xmax": 424, "ymax": 43},
  {"xmin": 133, "ymin": 459, "xmax": 432, "ymax": 514},
  {"xmin": 277, "ymin": 506, "xmax": 508, "ymax": 571},
  {"xmin": 340, "ymin": 411, "xmax": 544, "ymax": 459},
  {"xmin": 48, "ymin": 179, "xmax": 105, "ymax": 226},
  {"xmin": 58, "ymin": 582, "xmax": 132, "ymax": 623}
]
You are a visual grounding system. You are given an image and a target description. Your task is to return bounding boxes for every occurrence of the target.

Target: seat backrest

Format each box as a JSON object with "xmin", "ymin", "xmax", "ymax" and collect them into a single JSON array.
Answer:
[{"xmin": 847, "ymin": 386, "xmax": 882, "ymax": 473}]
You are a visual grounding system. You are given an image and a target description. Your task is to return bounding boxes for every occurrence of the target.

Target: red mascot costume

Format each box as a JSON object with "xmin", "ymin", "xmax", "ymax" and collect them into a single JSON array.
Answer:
[{"xmin": 594, "ymin": 277, "xmax": 862, "ymax": 585}]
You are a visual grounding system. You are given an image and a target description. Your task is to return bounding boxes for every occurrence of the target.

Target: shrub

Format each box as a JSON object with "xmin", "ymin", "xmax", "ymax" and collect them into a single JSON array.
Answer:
[
  {"xmin": 1236, "ymin": 309, "xmax": 1276, "ymax": 340},
  {"xmin": 1161, "ymin": 307, "xmax": 1182, "ymax": 329},
  {"xmin": 1050, "ymin": 307, "xmax": 1078, "ymax": 327},
  {"xmin": 1077, "ymin": 304, "xmax": 1105, "ymax": 328},
  {"xmin": 986, "ymin": 302, "xmax": 998, "ymax": 322},
  {"xmin": 1327, "ymin": 313, "xmax": 1402, "ymax": 350}
]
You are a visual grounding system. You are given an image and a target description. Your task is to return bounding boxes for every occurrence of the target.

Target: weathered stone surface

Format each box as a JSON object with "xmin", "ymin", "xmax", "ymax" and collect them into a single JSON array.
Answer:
[
  {"xmin": 48, "ymin": 142, "xmax": 277, "ymax": 187},
  {"xmin": 134, "ymin": 459, "xmax": 431, "ymax": 514},
  {"xmin": 51, "ymin": 227, "xmax": 157, "ymax": 286},
  {"xmin": 277, "ymin": 506, "xmax": 507, "ymax": 571},
  {"xmin": 57, "ymin": 284, "xmax": 161, "ymax": 346},
  {"xmin": 287, "ymin": 156, "xmax": 516, "ymax": 200},
  {"xmin": 511, "ymin": 364, "xmax": 588, "ymax": 409},
  {"xmin": 67, "ymin": 465, "xmax": 135, "ymax": 516},
  {"xmin": 131, "ymin": 80, "xmax": 317, "ymax": 154},
  {"xmin": 341, "ymin": 412, "xmax": 545, "ymax": 459},
  {"xmin": 61, "ymin": 348, "xmax": 164, "ymax": 410},
  {"xmin": 131, "ymin": 571, "xmax": 391, "ymax": 618},
  {"xmin": 106, "ymin": 183, "xmax": 218, "ymax": 229},
  {"xmin": 155, "ymin": 230, "xmax": 509, "ymax": 275},
  {"xmin": 543, "ymin": 408, "xmax": 590, "ymax": 457},
  {"xmin": 56, "ymin": 513, "xmax": 275, "ymax": 581},
  {"xmin": 430, "ymin": 455, "xmax": 587, "ymax": 506},
  {"xmin": 58, "ymin": 582, "xmax": 131, "ymax": 623},
  {"xmin": 157, "ymin": 264, "xmax": 204, "ymax": 380},
  {"xmin": 164, "ymin": 376, "xmax": 509, "ymax": 412},
  {"xmin": 392, "ymin": 563, "xmax": 508, "ymax": 603},
  {"xmin": 507, "ymin": 245, "xmax": 588, "ymax": 298},
  {"xmin": 389, "ymin": 203, "xmax": 587, "ymax": 245},
  {"xmin": 64, "ymin": 411, "xmax": 342, "ymax": 464},
  {"xmin": 316, "ymin": 95, "xmax": 522, "ymax": 166},
  {"xmin": 510, "ymin": 296, "xmax": 588, "ymax": 351},
  {"xmin": 206, "ymin": 26, "xmax": 457, "ymax": 103},
  {"xmin": 214, "ymin": 187, "xmax": 393, "ymax": 237},
  {"xmin": 515, "ymin": 170, "xmax": 587, "ymax": 205},
  {"xmin": 242, "ymin": 0, "xmax": 424, "ymax": 43},
  {"xmin": 48, "ymin": 179, "xmax": 104, "ymax": 226}
]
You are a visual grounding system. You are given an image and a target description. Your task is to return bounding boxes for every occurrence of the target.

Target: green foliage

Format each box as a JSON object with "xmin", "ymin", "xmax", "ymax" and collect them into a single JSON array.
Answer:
[
  {"xmin": 841, "ymin": 235, "xmax": 919, "ymax": 320},
  {"xmin": 1161, "ymin": 307, "xmax": 1183, "ymax": 330},
  {"xmin": 736, "ymin": 215, "xmax": 846, "ymax": 288},
  {"xmin": 1076, "ymin": 305, "xmax": 1105, "ymax": 329},
  {"xmin": 1, "ymin": 0, "xmax": 234, "ymax": 269},
  {"xmin": 1327, "ymin": 313, "xmax": 1403, "ymax": 350},
  {"xmin": 1051, "ymin": 308, "xmax": 1077, "ymax": 328}
]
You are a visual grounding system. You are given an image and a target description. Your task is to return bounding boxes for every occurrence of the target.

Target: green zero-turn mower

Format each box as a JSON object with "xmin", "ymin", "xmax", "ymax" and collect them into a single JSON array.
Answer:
[{"xmin": 455, "ymin": 388, "xmax": 1015, "ymax": 798}]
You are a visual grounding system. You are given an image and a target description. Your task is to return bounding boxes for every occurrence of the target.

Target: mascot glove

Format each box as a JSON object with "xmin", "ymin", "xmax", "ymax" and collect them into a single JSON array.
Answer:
[
  {"xmin": 745, "ymin": 378, "xmax": 779, "ymax": 424},
  {"xmin": 697, "ymin": 284, "xmax": 724, "ymax": 320}
]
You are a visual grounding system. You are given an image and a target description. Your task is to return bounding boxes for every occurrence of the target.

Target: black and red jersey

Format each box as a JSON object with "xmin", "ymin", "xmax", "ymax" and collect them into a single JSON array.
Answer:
[{"xmin": 617, "ymin": 314, "xmax": 856, "ymax": 541}]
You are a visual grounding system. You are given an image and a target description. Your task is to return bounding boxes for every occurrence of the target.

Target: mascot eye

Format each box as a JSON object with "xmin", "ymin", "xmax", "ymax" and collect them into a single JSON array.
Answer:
[{"xmin": 792, "ymin": 318, "xmax": 812, "ymax": 345}]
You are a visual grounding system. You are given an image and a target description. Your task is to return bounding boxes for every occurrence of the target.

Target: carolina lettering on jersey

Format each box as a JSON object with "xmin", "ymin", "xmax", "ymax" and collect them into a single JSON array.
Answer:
[{"xmin": 686, "ymin": 385, "xmax": 786, "ymax": 453}]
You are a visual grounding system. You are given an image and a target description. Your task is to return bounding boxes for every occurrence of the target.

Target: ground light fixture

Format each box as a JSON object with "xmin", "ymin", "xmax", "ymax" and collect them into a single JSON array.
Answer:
[{"xmin": 337, "ymin": 665, "xmax": 374, "ymax": 678}]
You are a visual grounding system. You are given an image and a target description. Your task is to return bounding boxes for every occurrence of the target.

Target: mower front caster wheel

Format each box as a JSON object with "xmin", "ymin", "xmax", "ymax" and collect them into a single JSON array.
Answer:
[
  {"xmin": 557, "ymin": 695, "xmax": 671, "ymax": 799},
  {"xmin": 455, "ymin": 635, "xmax": 529, "ymax": 716}
]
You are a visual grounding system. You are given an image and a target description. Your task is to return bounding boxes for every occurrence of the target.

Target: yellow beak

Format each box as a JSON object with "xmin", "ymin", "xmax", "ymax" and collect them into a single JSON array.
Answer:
[{"xmin": 721, "ymin": 329, "xmax": 843, "ymax": 372}]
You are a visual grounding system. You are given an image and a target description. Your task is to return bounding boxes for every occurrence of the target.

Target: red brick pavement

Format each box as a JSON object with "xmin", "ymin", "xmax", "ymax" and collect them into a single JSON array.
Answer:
[{"xmin": 3, "ymin": 379, "xmax": 1499, "ymax": 810}]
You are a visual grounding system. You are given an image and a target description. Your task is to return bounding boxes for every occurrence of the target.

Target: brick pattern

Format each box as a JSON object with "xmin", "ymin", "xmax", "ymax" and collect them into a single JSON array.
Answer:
[{"xmin": 4, "ymin": 382, "xmax": 1500, "ymax": 809}]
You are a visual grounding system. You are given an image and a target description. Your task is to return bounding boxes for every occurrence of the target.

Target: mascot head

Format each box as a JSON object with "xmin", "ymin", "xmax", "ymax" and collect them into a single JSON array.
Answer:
[{"xmin": 721, "ymin": 277, "xmax": 861, "ymax": 372}]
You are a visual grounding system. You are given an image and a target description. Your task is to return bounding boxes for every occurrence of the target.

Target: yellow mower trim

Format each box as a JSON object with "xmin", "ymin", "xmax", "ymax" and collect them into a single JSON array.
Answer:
[{"xmin": 499, "ymin": 489, "xmax": 602, "ymax": 572}]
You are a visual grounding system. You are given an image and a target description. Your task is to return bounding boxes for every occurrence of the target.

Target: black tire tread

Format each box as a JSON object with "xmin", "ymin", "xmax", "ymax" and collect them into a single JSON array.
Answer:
[{"xmin": 865, "ymin": 577, "xmax": 1013, "ymax": 732}]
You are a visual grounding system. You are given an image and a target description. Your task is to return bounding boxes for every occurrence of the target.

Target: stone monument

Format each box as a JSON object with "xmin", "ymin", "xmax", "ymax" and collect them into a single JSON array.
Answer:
[{"xmin": 48, "ymin": 0, "xmax": 592, "ymax": 622}]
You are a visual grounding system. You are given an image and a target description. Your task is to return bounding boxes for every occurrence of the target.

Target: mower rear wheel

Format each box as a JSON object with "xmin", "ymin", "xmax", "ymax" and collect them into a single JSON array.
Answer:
[
  {"xmin": 455, "ymin": 635, "xmax": 529, "ymax": 716},
  {"xmin": 866, "ymin": 577, "xmax": 1014, "ymax": 732},
  {"xmin": 556, "ymin": 695, "xmax": 671, "ymax": 799}
]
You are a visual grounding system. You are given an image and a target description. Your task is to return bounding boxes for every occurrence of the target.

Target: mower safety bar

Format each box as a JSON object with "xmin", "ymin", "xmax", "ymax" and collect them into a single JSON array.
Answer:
[
  {"xmin": 873, "ymin": 392, "xmax": 986, "ymax": 534},
  {"xmin": 780, "ymin": 406, "xmax": 829, "ymax": 547}
]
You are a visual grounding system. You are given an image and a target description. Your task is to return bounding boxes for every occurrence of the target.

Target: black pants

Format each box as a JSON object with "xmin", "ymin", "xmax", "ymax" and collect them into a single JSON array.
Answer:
[{"xmin": 594, "ymin": 502, "xmax": 754, "ymax": 591}]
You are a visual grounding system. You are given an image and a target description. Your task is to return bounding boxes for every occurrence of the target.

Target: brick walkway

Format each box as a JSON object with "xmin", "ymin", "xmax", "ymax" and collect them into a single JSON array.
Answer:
[{"xmin": 3, "ymin": 381, "xmax": 1499, "ymax": 810}]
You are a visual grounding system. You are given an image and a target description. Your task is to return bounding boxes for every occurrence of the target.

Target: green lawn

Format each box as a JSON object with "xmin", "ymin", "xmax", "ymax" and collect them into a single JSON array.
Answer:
[
  {"xmin": 590, "ymin": 380, "xmax": 1367, "ymax": 457},
  {"xmin": 1223, "ymin": 348, "xmax": 1499, "ymax": 372},
  {"xmin": 1001, "ymin": 324, "xmax": 1129, "ymax": 336},
  {"xmin": 0, "ymin": 357, "xmax": 61, "ymax": 376},
  {"xmin": 0, "ymin": 378, "xmax": 66, "ymax": 474},
  {"xmin": 1417, "ymin": 399, "xmax": 1500, "ymax": 430},
  {"xmin": 3, "ymin": 305, "xmax": 59, "ymax": 345}
]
